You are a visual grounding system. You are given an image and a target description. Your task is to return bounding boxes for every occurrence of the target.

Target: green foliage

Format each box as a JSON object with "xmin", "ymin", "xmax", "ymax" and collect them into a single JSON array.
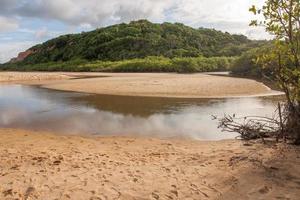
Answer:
[
  {"xmin": 231, "ymin": 43, "xmax": 274, "ymax": 77},
  {"xmin": 251, "ymin": 0, "xmax": 300, "ymax": 100},
  {"xmin": 250, "ymin": 0, "xmax": 300, "ymax": 144},
  {"xmin": 4, "ymin": 20, "xmax": 263, "ymax": 68},
  {"xmin": 0, "ymin": 56, "xmax": 235, "ymax": 73}
]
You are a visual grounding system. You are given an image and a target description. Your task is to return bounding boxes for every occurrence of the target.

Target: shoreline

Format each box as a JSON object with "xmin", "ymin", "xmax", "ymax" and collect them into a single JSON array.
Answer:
[
  {"xmin": 0, "ymin": 72, "xmax": 283, "ymax": 98},
  {"xmin": 0, "ymin": 128, "xmax": 299, "ymax": 199},
  {"xmin": 0, "ymin": 72, "xmax": 298, "ymax": 199}
]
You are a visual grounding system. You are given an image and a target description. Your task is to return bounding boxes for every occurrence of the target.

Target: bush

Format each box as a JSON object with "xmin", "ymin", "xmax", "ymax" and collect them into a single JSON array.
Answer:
[
  {"xmin": 231, "ymin": 48, "xmax": 262, "ymax": 77},
  {"xmin": 0, "ymin": 56, "xmax": 236, "ymax": 73},
  {"xmin": 231, "ymin": 44, "xmax": 274, "ymax": 78}
]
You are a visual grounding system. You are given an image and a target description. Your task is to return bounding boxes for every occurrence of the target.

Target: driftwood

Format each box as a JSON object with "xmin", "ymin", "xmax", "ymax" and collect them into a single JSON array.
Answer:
[{"xmin": 213, "ymin": 102, "xmax": 289, "ymax": 143}]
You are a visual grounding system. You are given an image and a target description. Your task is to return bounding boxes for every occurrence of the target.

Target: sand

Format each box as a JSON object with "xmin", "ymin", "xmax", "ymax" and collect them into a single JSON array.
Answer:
[
  {"xmin": 0, "ymin": 72, "xmax": 279, "ymax": 98},
  {"xmin": 0, "ymin": 72, "xmax": 71, "ymax": 82},
  {"xmin": 0, "ymin": 72, "xmax": 292, "ymax": 199},
  {"xmin": 0, "ymin": 129, "xmax": 299, "ymax": 200}
]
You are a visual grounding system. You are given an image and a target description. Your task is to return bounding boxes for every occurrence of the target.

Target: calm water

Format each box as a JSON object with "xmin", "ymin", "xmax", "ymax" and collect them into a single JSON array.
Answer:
[{"xmin": 0, "ymin": 84, "xmax": 282, "ymax": 140}]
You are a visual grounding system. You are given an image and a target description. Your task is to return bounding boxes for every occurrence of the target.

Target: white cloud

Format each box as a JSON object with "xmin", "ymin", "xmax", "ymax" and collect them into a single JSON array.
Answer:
[
  {"xmin": 0, "ymin": 0, "xmax": 269, "ymax": 38},
  {"xmin": 246, "ymin": 27, "xmax": 273, "ymax": 40},
  {"xmin": 169, "ymin": 0, "xmax": 268, "ymax": 39},
  {"xmin": 171, "ymin": 0, "xmax": 264, "ymax": 22},
  {"xmin": 0, "ymin": 16, "xmax": 18, "ymax": 32},
  {"xmin": 10, "ymin": 0, "xmax": 173, "ymax": 27},
  {"xmin": 0, "ymin": 41, "xmax": 35, "ymax": 63}
]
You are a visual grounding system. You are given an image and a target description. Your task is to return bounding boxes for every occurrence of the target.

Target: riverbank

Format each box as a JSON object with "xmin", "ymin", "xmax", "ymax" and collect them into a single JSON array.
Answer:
[
  {"xmin": 0, "ymin": 72, "xmax": 71, "ymax": 82},
  {"xmin": 0, "ymin": 72, "xmax": 281, "ymax": 98},
  {"xmin": 0, "ymin": 129, "xmax": 299, "ymax": 200}
]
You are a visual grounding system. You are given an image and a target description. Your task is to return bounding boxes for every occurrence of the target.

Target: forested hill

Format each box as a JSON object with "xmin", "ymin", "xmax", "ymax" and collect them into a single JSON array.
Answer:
[{"xmin": 8, "ymin": 20, "xmax": 263, "ymax": 65}]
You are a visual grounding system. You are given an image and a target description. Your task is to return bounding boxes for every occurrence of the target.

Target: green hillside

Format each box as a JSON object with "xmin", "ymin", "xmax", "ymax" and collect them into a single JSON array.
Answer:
[{"xmin": 1, "ymin": 20, "xmax": 265, "ymax": 72}]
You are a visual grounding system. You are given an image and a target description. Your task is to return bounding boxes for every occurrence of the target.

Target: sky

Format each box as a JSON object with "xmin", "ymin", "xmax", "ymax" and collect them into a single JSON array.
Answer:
[{"xmin": 0, "ymin": 0, "xmax": 268, "ymax": 63}]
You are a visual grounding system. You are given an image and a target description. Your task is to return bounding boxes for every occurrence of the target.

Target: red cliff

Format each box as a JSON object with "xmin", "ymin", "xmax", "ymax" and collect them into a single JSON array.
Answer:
[{"xmin": 10, "ymin": 50, "xmax": 34, "ymax": 63}]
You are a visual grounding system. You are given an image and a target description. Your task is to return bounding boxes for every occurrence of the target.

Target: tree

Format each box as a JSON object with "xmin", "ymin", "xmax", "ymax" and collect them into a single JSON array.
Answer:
[
  {"xmin": 216, "ymin": 0, "xmax": 300, "ymax": 144},
  {"xmin": 251, "ymin": 0, "xmax": 300, "ymax": 143}
]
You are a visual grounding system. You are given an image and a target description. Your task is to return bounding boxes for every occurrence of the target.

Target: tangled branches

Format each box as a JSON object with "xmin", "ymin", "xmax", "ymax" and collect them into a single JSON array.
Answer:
[{"xmin": 213, "ymin": 103, "xmax": 296, "ymax": 144}]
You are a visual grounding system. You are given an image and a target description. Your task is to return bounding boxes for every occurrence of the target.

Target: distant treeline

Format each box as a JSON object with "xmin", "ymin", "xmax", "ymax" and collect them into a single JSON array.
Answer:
[{"xmin": 1, "ymin": 56, "xmax": 235, "ymax": 73}]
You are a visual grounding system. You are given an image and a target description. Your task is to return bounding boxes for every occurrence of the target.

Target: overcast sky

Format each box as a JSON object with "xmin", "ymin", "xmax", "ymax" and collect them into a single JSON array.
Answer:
[{"xmin": 0, "ymin": 0, "xmax": 268, "ymax": 63}]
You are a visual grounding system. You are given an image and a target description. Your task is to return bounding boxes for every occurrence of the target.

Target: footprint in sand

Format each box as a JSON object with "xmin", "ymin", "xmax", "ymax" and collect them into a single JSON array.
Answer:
[
  {"xmin": 52, "ymin": 160, "xmax": 61, "ymax": 165},
  {"xmin": 151, "ymin": 192, "xmax": 160, "ymax": 200},
  {"xmin": 258, "ymin": 186, "xmax": 270, "ymax": 194},
  {"xmin": 2, "ymin": 189, "xmax": 13, "ymax": 197},
  {"xmin": 189, "ymin": 183, "xmax": 209, "ymax": 198},
  {"xmin": 89, "ymin": 197, "xmax": 101, "ymax": 200},
  {"xmin": 170, "ymin": 189, "xmax": 178, "ymax": 197},
  {"xmin": 24, "ymin": 186, "xmax": 35, "ymax": 200},
  {"xmin": 133, "ymin": 178, "xmax": 138, "ymax": 182}
]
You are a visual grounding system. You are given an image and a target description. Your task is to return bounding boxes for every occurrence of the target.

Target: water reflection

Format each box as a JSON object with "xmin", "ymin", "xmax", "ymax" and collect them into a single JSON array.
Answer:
[
  {"xmin": 0, "ymin": 84, "xmax": 282, "ymax": 140},
  {"xmin": 74, "ymin": 94, "xmax": 226, "ymax": 117}
]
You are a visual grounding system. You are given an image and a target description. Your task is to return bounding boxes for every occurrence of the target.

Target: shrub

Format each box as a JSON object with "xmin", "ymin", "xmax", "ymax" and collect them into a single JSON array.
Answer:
[{"xmin": 1, "ymin": 56, "xmax": 236, "ymax": 73}]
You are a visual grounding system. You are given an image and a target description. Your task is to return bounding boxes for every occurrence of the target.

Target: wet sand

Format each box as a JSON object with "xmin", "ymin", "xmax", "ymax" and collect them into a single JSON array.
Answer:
[
  {"xmin": 0, "ymin": 129, "xmax": 299, "ymax": 200},
  {"xmin": 0, "ymin": 72, "xmax": 279, "ymax": 98},
  {"xmin": 0, "ymin": 72, "xmax": 71, "ymax": 82}
]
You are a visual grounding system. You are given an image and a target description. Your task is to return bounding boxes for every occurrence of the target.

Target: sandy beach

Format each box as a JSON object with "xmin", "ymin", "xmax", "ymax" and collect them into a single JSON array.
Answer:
[
  {"xmin": 0, "ymin": 72, "xmax": 279, "ymax": 98},
  {"xmin": 0, "ymin": 129, "xmax": 299, "ymax": 200},
  {"xmin": 1, "ymin": 0, "xmax": 298, "ymax": 198},
  {"xmin": 0, "ymin": 72, "xmax": 296, "ymax": 199},
  {"xmin": 0, "ymin": 129, "xmax": 300, "ymax": 199}
]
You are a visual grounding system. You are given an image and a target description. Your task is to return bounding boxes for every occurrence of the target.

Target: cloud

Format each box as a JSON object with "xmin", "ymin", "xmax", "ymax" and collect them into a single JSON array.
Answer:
[
  {"xmin": 0, "ymin": 0, "xmax": 18, "ymax": 14},
  {"xmin": 0, "ymin": 16, "xmax": 19, "ymax": 32},
  {"xmin": 169, "ymin": 0, "xmax": 267, "ymax": 39},
  {"xmin": 0, "ymin": 0, "xmax": 173, "ymax": 26},
  {"xmin": 0, "ymin": 0, "xmax": 268, "ymax": 38},
  {"xmin": 0, "ymin": 0, "xmax": 264, "ymax": 35}
]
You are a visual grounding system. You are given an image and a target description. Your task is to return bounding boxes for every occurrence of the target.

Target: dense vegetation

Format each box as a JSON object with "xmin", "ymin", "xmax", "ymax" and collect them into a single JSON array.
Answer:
[
  {"xmin": 0, "ymin": 20, "xmax": 265, "ymax": 72},
  {"xmin": 231, "ymin": 43, "xmax": 273, "ymax": 78},
  {"xmin": 1, "ymin": 56, "xmax": 235, "ymax": 73}
]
